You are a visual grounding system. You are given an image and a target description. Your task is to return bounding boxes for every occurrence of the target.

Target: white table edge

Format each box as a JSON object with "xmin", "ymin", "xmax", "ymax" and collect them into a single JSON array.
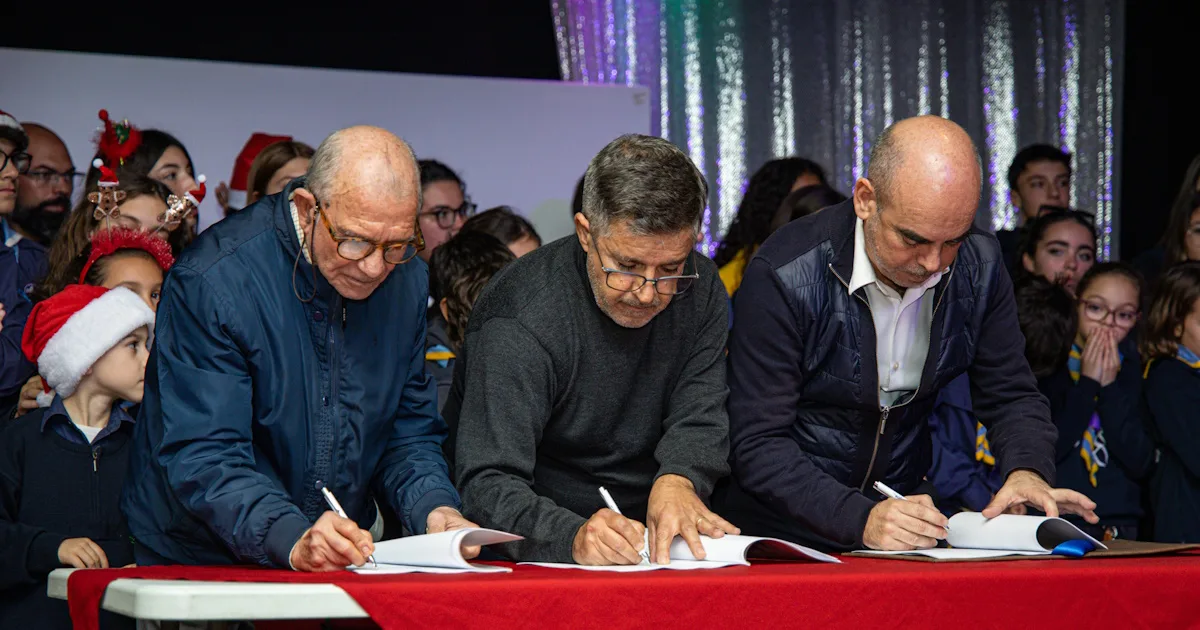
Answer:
[{"xmin": 48, "ymin": 568, "xmax": 369, "ymax": 621}]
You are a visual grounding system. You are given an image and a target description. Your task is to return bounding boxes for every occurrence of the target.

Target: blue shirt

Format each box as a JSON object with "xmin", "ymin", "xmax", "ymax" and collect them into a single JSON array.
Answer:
[
  {"xmin": 39, "ymin": 395, "xmax": 136, "ymax": 446},
  {"xmin": 1, "ymin": 218, "xmax": 48, "ymax": 401}
]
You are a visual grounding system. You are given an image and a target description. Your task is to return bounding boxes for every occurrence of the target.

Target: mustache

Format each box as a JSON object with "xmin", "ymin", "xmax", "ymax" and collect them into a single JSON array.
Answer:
[{"xmin": 35, "ymin": 195, "xmax": 72, "ymax": 212}]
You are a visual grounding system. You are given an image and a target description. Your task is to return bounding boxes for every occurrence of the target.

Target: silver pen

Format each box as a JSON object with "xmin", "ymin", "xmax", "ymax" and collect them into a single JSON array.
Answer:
[
  {"xmin": 316, "ymin": 481, "xmax": 377, "ymax": 567},
  {"xmin": 599, "ymin": 486, "xmax": 651, "ymax": 564}
]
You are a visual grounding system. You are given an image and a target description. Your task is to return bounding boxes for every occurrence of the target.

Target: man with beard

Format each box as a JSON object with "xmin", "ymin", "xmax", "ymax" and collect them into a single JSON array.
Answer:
[{"xmin": 13, "ymin": 123, "xmax": 76, "ymax": 246}]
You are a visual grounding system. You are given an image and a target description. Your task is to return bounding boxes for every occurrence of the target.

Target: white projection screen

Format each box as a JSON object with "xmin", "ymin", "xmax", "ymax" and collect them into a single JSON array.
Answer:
[{"xmin": 0, "ymin": 47, "xmax": 651, "ymax": 241}]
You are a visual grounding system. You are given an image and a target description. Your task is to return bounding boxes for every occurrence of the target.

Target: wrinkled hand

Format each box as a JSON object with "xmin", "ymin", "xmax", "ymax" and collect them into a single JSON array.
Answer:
[
  {"xmin": 289, "ymin": 511, "xmax": 374, "ymax": 572},
  {"xmin": 426, "ymin": 507, "xmax": 481, "ymax": 559},
  {"xmin": 647, "ymin": 474, "xmax": 739, "ymax": 564},
  {"xmin": 572, "ymin": 508, "xmax": 646, "ymax": 565},
  {"xmin": 15, "ymin": 376, "xmax": 44, "ymax": 418},
  {"xmin": 59, "ymin": 538, "xmax": 109, "ymax": 569},
  {"xmin": 983, "ymin": 470, "xmax": 1099, "ymax": 523},
  {"xmin": 862, "ymin": 495, "xmax": 948, "ymax": 550}
]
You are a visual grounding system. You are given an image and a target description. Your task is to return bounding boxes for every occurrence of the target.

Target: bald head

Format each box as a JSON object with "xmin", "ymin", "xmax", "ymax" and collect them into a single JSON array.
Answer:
[
  {"xmin": 307, "ymin": 125, "xmax": 421, "ymax": 212},
  {"xmin": 867, "ymin": 115, "xmax": 981, "ymax": 209}
]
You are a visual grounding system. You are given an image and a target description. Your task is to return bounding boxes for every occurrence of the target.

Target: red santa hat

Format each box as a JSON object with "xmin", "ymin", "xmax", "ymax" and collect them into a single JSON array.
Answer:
[
  {"xmin": 79, "ymin": 228, "xmax": 176, "ymax": 284},
  {"xmin": 21, "ymin": 285, "xmax": 155, "ymax": 398},
  {"xmin": 95, "ymin": 109, "xmax": 142, "ymax": 166},
  {"xmin": 231, "ymin": 133, "xmax": 291, "ymax": 191},
  {"xmin": 0, "ymin": 108, "xmax": 28, "ymax": 151},
  {"xmin": 93, "ymin": 158, "xmax": 120, "ymax": 188},
  {"xmin": 185, "ymin": 174, "xmax": 207, "ymax": 207}
]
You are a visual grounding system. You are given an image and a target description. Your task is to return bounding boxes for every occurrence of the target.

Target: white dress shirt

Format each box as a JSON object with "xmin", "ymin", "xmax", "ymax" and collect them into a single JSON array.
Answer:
[{"xmin": 847, "ymin": 218, "xmax": 944, "ymax": 407}]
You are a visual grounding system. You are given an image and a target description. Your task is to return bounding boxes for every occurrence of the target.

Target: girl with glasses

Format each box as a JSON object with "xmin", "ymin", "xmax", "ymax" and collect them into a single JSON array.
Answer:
[{"xmin": 1017, "ymin": 262, "xmax": 1154, "ymax": 541}]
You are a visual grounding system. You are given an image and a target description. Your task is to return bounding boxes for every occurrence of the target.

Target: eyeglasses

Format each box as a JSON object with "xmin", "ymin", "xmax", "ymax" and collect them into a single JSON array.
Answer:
[
  {"xmin": 22, "ymin": 169, "xmax": 84, "ymax": 189},
  {"xmin": 592, "ymin": 235, "xmax": 699, "ymax": 296},
  {"xmin": 0, "ymin": 149, "xmax": 31, "ymax": 174},
  {"xmin": 1080, "ymin": 299, "xmax": 1139, "ymax": 328},
  {"xmin": 419, "ymin": 200, "xmax": 476, "ymax": 229},
  {"xmin": 316, "ymin": 200, "xmax": 424, "ymax": 265}
]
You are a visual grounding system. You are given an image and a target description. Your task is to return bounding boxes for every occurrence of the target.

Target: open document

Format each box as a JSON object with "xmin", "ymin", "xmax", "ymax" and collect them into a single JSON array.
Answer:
[
  {"xmin": 852, "ymin": 513, "xmax": 1106, "ymax": 561},
  {"xmin": 350, "ymin": 528, "xmax": 522, "ymax": 574},
  {"xmin": 523, "ymin": 534, "xmax": 840, "ymax": 572}
]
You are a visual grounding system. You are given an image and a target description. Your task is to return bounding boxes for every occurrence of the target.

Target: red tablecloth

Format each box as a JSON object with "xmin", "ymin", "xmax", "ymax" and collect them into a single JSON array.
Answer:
[{"xmin": 69, "ymin": 554, "xmax": 1200, "ymax": 630}]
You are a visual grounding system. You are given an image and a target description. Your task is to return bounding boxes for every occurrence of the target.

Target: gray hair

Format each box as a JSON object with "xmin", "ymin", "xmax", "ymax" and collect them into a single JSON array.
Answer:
[
  {"xmin": 582, "ymin": 134, "xmax": 707, "ymax": 236},
  {"xmin": 305, "ymin": 127, "xmax": 422, "ymax": 211},
  {"xmin": 867, "ymin": 119, "xmax": 982, "ymax": 207}
]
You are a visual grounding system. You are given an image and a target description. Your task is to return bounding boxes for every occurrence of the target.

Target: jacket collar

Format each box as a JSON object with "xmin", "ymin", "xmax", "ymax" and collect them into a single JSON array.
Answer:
[
  {"xmin": 827, "ymin": 200, "xmax": 860, "ymax": 283},
  {"xmin": 273, "ymin": 177, "xmax": 337, "ymax": 303}
]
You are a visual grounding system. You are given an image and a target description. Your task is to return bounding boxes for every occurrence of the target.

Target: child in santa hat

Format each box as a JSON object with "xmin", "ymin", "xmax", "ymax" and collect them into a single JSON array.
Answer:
[
  {"xmin": 14, "ymin": 229, "xmax": 174, "ymax": 417},
  {"xmin": 0, "ymin": 284, "xmax": 153, "ymax": 630}
]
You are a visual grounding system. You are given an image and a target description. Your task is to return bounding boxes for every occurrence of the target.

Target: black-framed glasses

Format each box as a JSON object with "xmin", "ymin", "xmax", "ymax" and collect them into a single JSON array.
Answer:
[
  {"xmin": 419, "ymin": 200, "xmax": 476, "ymax": 229},
  {"xmin": 591, "ymin": 234, "xmax": 699, "ymax": 296},
  {"xmin": 316, "ymin": 200, "xmax": 425, "ymax": 265},
  {"xmin": 1080, "ymin": 298, "xmax": 1139, "ymax": 328},
  {"xmin": 22, "ymin": 168, "xmax": 84, "ymax": 189},
  {"xmin": 0, "ymin": 149, "xmax": 31, "ymax": 174}
]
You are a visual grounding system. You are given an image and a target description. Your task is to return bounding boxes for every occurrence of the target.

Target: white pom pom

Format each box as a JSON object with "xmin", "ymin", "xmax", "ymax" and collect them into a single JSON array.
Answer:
[
  {"xmin": 93, "ymin": 158, "xmax": 103, "ymax": 168},
  {"xmin": 197, "ymin": 174, "xmax": 207, "ymax": 184}
]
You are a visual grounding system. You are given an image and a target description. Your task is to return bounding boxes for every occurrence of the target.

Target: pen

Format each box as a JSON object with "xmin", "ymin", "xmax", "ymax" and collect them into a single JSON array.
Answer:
[
  {"xmin": 316, "ymin": 481, "xmax": 377, "ymax": 567},
  {"xmin": 873, "ymin": 481, "xmax": 950, "ymax": 531},
  {"xmin": 598, "ymin": 486, "xmax": 651, "ymax": 564}
]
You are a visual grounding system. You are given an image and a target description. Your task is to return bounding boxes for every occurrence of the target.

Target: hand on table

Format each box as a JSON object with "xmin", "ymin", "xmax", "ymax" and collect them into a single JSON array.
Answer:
[
  {"xmin": 59, "ymin": 538, "xmax": 110, "ymax": 569},
  {"xmin": 982, "ymin": 470, "xmax": 1099, "ymax": 523},
  {"xmin": 862, "ymin": 495, "xmax": 948, "ymax": 550},
  {"xmin": 289, "ymin": 511, "xmax": 375, "ymax": 572},
  {"xmin": 15, "ymin": 375, "xmax": 45, "ymax": 418},
  {"xmin": 426, "ymin": 506, "xmax": 481, "ymax": 559},
  {"xmin": 647, "ymin": 474, "xmax": 740, "ymax": 564},
  {"xmin": 572, "ymin": 508, "xmax": 647, "ymax": 566}
]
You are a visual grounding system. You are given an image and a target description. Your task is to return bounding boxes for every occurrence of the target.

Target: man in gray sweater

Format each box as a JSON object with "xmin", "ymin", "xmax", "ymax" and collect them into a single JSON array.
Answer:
[{"xmin": 447, "ymin": 134, "xmax": 738, "ymax": 565}]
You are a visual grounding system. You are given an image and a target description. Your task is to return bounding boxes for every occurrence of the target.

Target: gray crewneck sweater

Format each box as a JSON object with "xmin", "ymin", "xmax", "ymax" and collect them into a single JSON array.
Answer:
[{"xmin": 446, "ymin": 235, "xmax": 730, "ymax": 562}]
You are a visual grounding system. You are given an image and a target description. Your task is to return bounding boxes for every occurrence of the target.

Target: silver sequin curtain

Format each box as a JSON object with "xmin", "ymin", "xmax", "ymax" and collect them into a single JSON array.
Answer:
[{"xmin": 552, "ymin": 0, "xmax": 1124, "ymax": 258}]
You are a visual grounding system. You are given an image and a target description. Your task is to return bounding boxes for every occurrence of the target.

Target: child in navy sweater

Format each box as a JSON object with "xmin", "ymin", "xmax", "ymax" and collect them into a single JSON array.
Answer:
[
  {"xmin": 1141, "ymin": 261, "xmax": 1200, "ymax": 543},
  {"xmin": 0, "ymin": 284, "xmax": 154, "ymax": 629},
  {"xmin": 1019, "ymin": 263, "xmax": 1155, "ymax": 541}
]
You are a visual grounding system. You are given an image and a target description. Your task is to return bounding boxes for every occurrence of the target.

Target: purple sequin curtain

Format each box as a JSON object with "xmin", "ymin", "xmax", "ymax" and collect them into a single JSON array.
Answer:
[{"xmin": 551, "ymin": 0, "xmax": 1124, "ymax": 258}]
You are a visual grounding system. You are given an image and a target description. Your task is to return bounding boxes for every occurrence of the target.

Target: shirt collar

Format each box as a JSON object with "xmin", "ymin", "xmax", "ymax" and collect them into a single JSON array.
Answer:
[
  {"xmin": 290, "ymin": 200, "xmax": 312, "ymax": 264},
  {"xmin": 2, "ymin": 217, "xmax": 22, "ymax": 248},
  {"xmin": 39, "ymin": 394, "xmax": 136, "ymax": 434},
  {"xmin": 847, "ymin": 217, "xmax": 945, "ymax": 297}
]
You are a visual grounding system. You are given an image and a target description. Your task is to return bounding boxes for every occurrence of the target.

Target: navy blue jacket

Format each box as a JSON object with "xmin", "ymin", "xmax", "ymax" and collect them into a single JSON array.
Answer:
[
  {"xmin": 926, "ymin": 374, "xmax": 1003, "ymax": 515},
  {"xmin": 0, "ymin": 220, "xmax": 47, "ymax": 412},
  {"xmin": 122, "ymin": 179, "xmax": 461, "ymax": 567},
  {"xmin": 1038, "ymin": 340, "xmax": 1154, "ymax": 527},
  {"xmin": 1143, "ymin": 357, "xmax": 1200, "ymax": 542},
  {"xmin": 722, "ymin": 201, "xmax": 1056, "ymax": 551},
  {"xmin": 0, "ymin": 401, "xmax": 134, "ymax": 630}
]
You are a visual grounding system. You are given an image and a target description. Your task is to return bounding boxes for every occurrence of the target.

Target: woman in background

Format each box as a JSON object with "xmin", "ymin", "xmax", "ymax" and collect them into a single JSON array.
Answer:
[
  {"xmin": 244, "ymin": 141, "xmax": 314, "ymax": 206},
  {"xmin": 713, "ymin": 157, "xmax": 827, "ymax": 297},
  {"xmin": 1134, "ymin": 154, "xmax": 1200, "ymax": 290},
  {"xmin": 462, "ymin": 206, "xmax": 542, "ymax": 258}
]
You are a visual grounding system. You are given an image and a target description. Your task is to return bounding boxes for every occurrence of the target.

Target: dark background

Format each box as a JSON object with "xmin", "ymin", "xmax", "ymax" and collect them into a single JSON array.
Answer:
[{"xmin": 7, "ymin": 1, "xmax": 1189, "ymax": 260}]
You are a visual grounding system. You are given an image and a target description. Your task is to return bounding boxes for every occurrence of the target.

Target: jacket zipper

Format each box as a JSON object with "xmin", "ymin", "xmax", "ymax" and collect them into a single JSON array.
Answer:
[{"xmin": 828, "ymin": 261, "xmax": 957, "ymax": 491}]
